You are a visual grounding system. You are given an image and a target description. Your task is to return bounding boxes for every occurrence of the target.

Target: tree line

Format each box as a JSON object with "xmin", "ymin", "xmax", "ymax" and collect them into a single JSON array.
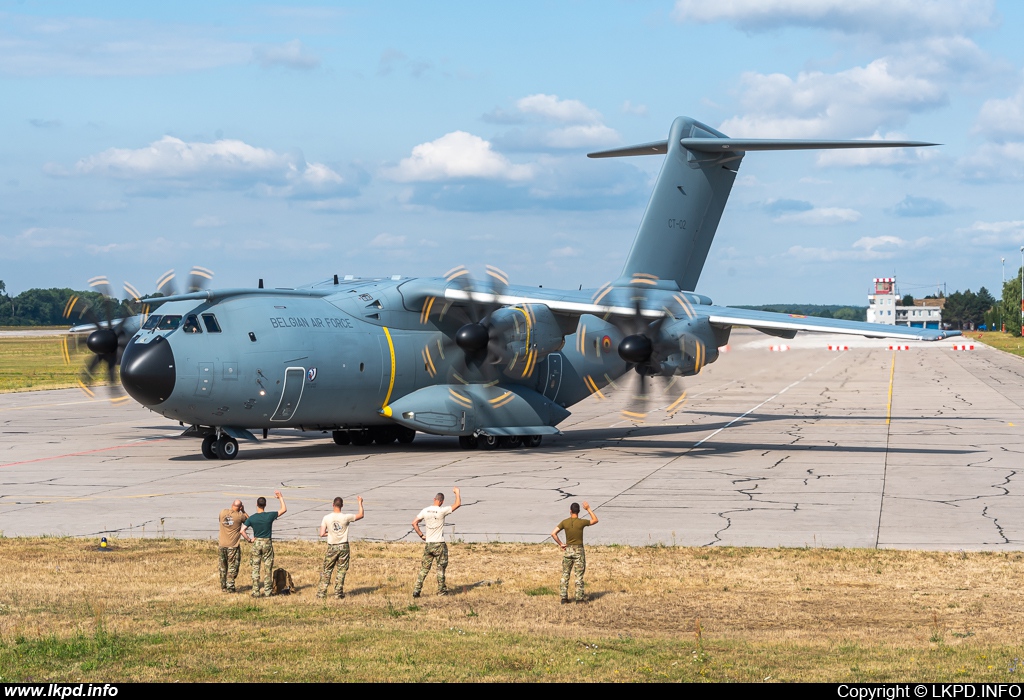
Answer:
[{"xmin": 0, "ymin": 281, "xmax": 135, "ymax": 326}]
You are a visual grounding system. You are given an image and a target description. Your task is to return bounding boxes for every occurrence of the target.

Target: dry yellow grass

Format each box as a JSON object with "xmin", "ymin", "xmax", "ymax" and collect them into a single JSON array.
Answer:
[
  {"xmin": 0, "ymin": 335, "xmax": 98, "ymax": 393},
  {"xmin": 1, "ymin": 539, "xmax": 1022, "ymax": 682}
]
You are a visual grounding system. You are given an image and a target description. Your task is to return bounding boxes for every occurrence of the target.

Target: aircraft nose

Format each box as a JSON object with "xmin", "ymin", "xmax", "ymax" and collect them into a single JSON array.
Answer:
[{"xmin": 120, "ymin": 336, "xmax": 176, "ymax": 406}]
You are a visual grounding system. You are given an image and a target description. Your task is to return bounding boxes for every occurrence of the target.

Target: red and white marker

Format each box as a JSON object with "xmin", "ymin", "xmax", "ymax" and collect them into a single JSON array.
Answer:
[
  {"xmin": 828, "ymin": 345, "xmax": 849, "ymax": 351},
  {"xmin": 952, "ymin": 344, "xmax": 976, "ymax": 351},
  {"xmin": 769, "ymin": 345, "xmax": 790, "ymax": 352},
  {"xmin": 888, "ymin": 345, "xmax": 910, "ymax": 351}
]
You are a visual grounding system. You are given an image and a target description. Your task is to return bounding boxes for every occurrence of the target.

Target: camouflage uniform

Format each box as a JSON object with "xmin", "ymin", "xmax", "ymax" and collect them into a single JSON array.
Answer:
[
  {"xmin": 218, "ymin": 545, "xmax": 241, "ymax": 591},
  {"xmin": 560, "ymin": 545, "xmax": 586, "ymax": 601},
  {"xmin": 317, "ymin": 542, "xmax": 350, "ymax": 598},
  {"xmin": 251, "ymin": 537, "xmax": 275, "ymax": 597},
  {"xmin": 413, "ymin": 542, "xmax": 448, "ymax": 595}
]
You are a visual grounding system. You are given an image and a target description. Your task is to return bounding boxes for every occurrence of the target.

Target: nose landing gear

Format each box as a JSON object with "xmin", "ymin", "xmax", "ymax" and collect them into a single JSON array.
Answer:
[{"xmin": 201, "ymin": 433, "xmax": 239, "ymax": 460}]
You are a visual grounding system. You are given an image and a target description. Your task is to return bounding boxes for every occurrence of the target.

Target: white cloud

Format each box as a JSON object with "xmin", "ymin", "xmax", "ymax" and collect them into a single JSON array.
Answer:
[
  {"xmin": 491, "ymin": 94, "xmax": 621, "ymax": 151},
  {"xmin": 622, "ymin": 100, "xmax": 648, "ymax": 116},
  {"xmin": 673, "ymin": 0, "xmax": 996, "ymax": 39},
  {"xmin": 720, "ymin": 59, "xmax": 947, "ymax": 139},
  {"xmin": 516, "ymin": 94, "xmax": 602, "ymax": 124},
  {"xmin": 786, "ymin": 234, "xmax": 931, "ymax": 261},
  {"xmin": 0, "ymin": 15, "xmax": 251, "ymax": 77},
  {"xmin": 773, "ymin": 207, "xmax": 862, "ymax": 225},
  {"xmin": 56, "ymin": 136, "xmax": 351, "ymax": 198},
  {"xmin": 959, "ymin": 142, "xmax": 1024, "ymax": 181},
  {"xmin": 550, "ymin": 246, "xmax": 581, "ymax": 258},
  {"xmin": 383, "ymin": 131, "xmax": 533, "ymax": 182},
  {"xmin": 975, "ymin": 82, "xmax": 1024, "ymax": 142},
  {"xmin": 954, "ymin": 220, "xmax": 1024, "ymax": 247},
  {"xmin": 251, "ymin": 40, "xmax": 320, "ymax": 71},
  {"xmin": 368, "ymin": 233, "xmax": 407, "ymax": 248}
]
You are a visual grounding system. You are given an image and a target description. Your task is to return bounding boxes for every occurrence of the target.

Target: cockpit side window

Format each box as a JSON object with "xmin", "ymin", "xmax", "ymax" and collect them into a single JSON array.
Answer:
[
  {"xmin": 202, "ymin": 314, "xmax": 222, "ymax": 333},
  {"xmin": 142, "ymin": 315, "xmax": 162, "ymax": 330},
  {"xmin": 182, "ymin": 314, "xmax": 202, "ymax": 334},
  {"xmin": 156, "ymin": 315, "xmax": 182, "ymax": 331}
]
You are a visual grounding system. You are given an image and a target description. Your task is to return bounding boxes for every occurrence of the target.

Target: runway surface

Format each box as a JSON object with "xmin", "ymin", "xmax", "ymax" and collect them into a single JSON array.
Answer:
[{"xmin": 2, "ymin": 329, "xmax": 1022, "ymax": 549}]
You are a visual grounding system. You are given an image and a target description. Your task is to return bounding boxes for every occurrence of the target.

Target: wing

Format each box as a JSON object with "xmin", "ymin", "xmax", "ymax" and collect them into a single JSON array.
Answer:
[{"xmin": 699, "ymin": 305, "xmax": 958, "ymax": 341}]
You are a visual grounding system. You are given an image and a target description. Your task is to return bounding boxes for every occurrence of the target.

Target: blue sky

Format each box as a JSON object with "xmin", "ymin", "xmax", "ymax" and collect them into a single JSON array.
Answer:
[{"xmin": 3, "ymin": 0, "xmax": 1024, "ymax": 305}]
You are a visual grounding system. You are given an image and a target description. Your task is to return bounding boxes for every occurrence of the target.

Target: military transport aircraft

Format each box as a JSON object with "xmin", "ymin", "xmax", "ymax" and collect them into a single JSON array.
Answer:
[{"xmin": 71, "ymin": 116, "xmax": 957, "ymax": 460}]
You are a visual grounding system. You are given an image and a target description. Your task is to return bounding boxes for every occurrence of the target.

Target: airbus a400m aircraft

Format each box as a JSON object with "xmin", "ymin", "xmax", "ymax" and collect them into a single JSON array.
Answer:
[{"xmin": 76, "ymin": 117, "xmax": 957, "ymax": 460}]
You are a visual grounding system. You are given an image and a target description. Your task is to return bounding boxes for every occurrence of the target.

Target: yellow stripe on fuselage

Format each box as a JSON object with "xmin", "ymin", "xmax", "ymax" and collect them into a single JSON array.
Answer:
[{"xmin": 382, "ymin": 327, "xmax": 396, "ymax": 409}]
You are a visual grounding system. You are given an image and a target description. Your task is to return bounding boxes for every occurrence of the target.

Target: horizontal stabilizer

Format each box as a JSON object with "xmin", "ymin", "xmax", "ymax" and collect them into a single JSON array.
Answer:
[{"xmin": 589, "ymin": 138, "xmax": 938, "ymax": 158}]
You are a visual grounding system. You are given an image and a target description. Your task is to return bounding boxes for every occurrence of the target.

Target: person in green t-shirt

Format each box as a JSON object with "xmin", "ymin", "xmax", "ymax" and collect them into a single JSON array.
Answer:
[
  {"xmin": 551, "ymin": 501, "xmax": 598, "ymax": 604},
  {"xmin": 243, "ymin": 490, "xmax": 287, "ymax": 597}
]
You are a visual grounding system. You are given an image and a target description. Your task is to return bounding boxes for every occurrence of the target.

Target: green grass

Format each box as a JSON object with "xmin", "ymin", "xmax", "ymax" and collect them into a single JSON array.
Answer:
[
  {"xmin": 0, "ymin": 334, "xmax": 103, "ymax": 393},
  {"xmin": 967, "ymin": 330, "xmax": 1024, "ymax": 358}
]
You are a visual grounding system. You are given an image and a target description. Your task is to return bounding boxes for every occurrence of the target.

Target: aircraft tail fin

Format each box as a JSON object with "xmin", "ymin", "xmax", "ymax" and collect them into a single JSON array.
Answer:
[{"xmin": 590, "ymin": 117, "xmax": 937, "ymax": 292}]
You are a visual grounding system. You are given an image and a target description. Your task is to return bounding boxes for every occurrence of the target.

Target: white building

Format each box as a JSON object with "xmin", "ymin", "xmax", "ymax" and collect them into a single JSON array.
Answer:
[{"xmin": 866, "ymin": 277, "xmax": 942, "ymax": 330}]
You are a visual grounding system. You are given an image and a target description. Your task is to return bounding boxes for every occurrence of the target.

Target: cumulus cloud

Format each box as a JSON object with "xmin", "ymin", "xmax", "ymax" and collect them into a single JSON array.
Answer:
[
  {"xmin": 673, "ymin": 0, "xmax": 996, "ymax": 40},
  {"xmin": 54, "ymin": 136, "xmax": 353, "ymax": 199},
  {"xmin": 251, "ymin": 40, "xmax": 320, "ymax": 70},
  {"xmin": 960, "ymin": 142, "xmax": 1024, "ymax": 181},
  {"xmin": 383, "ymin": 131, "xmax": 533, "ymax": 182},
  {"xmin": 489, "ymin": 94, "xmax": 620, "ymax": 151},
  {"xmin": 621, "ymin": 100, "xmax": 648, "ymax": 116},
  {"xmin": 719, "ymin": 60, "xmax": 947, "ymax": 139},
  {"xmin": 773, "ymin": 207, "xmax": 862, "ymax": 225},
  {"xmin": 974, "ymin": 82, "xmax": 1024, "ymax": 142}
]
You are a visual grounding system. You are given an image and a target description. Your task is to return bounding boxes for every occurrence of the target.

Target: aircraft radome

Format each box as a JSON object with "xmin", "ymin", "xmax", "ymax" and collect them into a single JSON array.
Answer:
[{"xmin": 68, "ymin": 116, "xmax": 958, "ymax": 460}]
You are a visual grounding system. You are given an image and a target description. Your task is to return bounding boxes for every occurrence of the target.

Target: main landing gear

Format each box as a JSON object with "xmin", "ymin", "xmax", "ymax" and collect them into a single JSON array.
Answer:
[
  {"xmin": 459, "ymin": 434, "xmax": 543, "ymax": 450},
  {"xmin": 201, "ymin": 433, "xmax": 239, "ymax": 460},
  {"xmin": 332, "ymin": 426, "xmax": 417, "ymax": 447}
]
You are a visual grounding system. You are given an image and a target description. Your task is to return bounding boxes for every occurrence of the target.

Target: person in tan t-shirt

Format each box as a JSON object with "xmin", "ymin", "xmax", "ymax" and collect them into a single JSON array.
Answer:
[
  {"xmin": 218, "ymin": 499, "xmax": 253, "ymax": 592},
  {"xmin": 551, "ymin": 501, "xmax": 598, "ymax": 604}
]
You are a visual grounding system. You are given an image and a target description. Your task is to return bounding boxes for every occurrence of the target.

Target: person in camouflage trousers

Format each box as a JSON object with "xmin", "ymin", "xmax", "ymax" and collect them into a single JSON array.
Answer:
[
  {"xmin": 551, "ymin": 501, "xmax": 599, "ymax": 604},
  {"xmin": 217, "ymin": 499, "xmax": 253, "ymax": 592},
  {"xmin": 317, "ymin": 495, "xmax": 364, "ymax": 599},
  {"xmin": 412, "ymin": 487, "xmax": 461, "ymax": 597},
  {"xmin": 243, "ymin": 490, "xmax": 287, "ymax": 597}
]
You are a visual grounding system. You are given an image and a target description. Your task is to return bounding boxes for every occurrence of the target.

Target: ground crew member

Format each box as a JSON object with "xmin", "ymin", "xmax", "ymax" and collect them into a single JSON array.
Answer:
[
  {"xmin": 551, "ymin": 501, "xmax": 598, "ymax": 604},
  {"xmin": 244, "ymin": 490, "xmax": 286, "ymax": 597},
  {"xmin": 317, "ymin": 495, "xmax": 364, "ymax": 599},
  {"xmin": 412, "ymin": 487, "xmax": 461, "ymax": 597},
  {"xmin": 217, "ymin": 499, "xmax": 253, "ymax": 592}
]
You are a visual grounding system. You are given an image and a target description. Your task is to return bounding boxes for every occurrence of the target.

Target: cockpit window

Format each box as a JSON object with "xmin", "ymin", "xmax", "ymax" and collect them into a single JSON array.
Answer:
[
  {"xmin": 156, "ymin": 315, "xmax": 181, "ymax": 331},
  {"xmin": 142, "ymin": 315, "xmax": 162, "ymax": 330},
  {"xmin": 182, "ymin": 315, "xmax": 202, "ymax": 334},
  {"xmin": 202, "ymin": 313, "xmax": 222, "ymax": 333}
]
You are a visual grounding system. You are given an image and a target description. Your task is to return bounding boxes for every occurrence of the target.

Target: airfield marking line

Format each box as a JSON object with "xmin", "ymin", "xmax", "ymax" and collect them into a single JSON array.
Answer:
[
  {"xmin": 0, "ymin": 398, "xmax": 115, "ymax": 412},
  {"xmin": 597, "ymin": 354, "xmax": 843, "ymax": 511},
  {"xmin": 886, "ymin": 351, "xmax": 896, "ymax": 426},
  {"xmin": 0, "ymin": 437, "xmax": 172, "ymax": 469}
]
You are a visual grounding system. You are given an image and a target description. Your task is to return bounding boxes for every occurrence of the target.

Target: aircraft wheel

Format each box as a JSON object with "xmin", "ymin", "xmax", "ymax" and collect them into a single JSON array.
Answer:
[
  {"xmin": 524, "ymin": 435, "xmax": 543, "ymax": 448},
  {"xmin": 373, "ymin": 427, "xmax": 397, "ymax": 445},
  {"xmin": 506, "ymin": 436, "xmax": 523, "ymax": 449},
  {"xmin": 201, "ymin": 434, "xmax": 219, "ymax": 459},
  {"xmin": 332, "ymin": 430, "xmax": 351, "ymax": 446},
  {"xmin": 479, "ymin": 435, "xmax": 500, "ymax": 450},
  {"xmin": 397, "ymin": 427, "xmax": 416, "ymax": 444},
  {"xmin": 458, "ymin": 435, "xmax": 478, "ymax": 450},
  {"xmin": 217, "ymin": 436, "xmax": 239, "ymax": 460},
  {"xmin": 351, "ymin": 430, "xmax": 373, "ymax": 446}
]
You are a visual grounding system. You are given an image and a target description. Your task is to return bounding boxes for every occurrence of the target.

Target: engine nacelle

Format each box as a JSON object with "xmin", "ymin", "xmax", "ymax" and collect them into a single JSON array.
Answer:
[
  {"xmin": 652, "ymin": 316, "xmax": 724, "ymax": 377},
  {"xmin": 489, "ymin": 303, "xmax": 565, "ymax": 378}
]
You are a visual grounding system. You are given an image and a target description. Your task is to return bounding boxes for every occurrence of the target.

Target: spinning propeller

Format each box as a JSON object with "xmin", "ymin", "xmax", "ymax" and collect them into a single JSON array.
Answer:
[
  {"xmin": 62, "ymin": 267, "xmax": 214, "ymax": 400},
  {"xmin": 420, "ymin": 265, "xmax": 539, "ymax": 384},
  {"xmin": 586, "ymin": 274, "xmax": 706, "ymax": 422}
]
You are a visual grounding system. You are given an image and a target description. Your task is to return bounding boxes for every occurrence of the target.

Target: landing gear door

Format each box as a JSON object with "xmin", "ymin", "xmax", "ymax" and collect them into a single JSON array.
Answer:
[{"xmin": 270, "ymin": 367, "xmax": 305, "ymax": 422}]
